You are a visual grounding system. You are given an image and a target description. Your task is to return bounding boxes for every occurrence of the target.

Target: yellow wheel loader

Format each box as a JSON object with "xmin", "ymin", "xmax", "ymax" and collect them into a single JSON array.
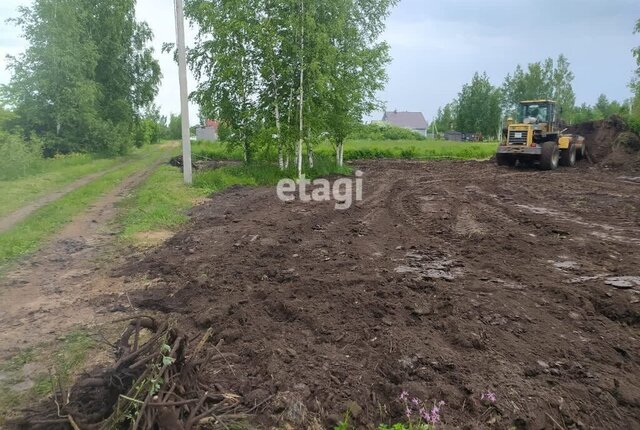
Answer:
[{"xmin": 496, "ymin": 100, "xmax": 586, "ymax": 170}]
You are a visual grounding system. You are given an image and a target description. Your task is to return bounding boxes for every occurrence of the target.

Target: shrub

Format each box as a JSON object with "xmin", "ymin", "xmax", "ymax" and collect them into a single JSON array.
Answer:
[
  {"xmin": 349, "ymin": 123, "xmax": 427, "ymax": 141},
  {"xmin": 0, "ymin": 131, "xmax": 43, "ymax": 180}
]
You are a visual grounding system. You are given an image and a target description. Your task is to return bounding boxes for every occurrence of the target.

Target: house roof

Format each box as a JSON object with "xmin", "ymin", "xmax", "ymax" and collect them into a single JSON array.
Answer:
[
  {"xmin": 204, "ymin": 119, "xmax": 219, "ymax": 129},
  {"xmin": 382, "ymin": 111, "xmax": 428, "ymax": 129}
]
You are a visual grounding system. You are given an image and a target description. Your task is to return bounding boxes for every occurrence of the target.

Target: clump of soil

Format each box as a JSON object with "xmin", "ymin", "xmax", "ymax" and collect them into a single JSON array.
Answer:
[
  {"xmin": 568, "ymin": 116, "xmax": 640, "ymax": 170},
  {"xmin": 169, "ymin": 155, "xmax": 240, "ymax": 171},
  {"xmin": 116, "ymin": 160, "xmax": 640, "ymax": 429}
]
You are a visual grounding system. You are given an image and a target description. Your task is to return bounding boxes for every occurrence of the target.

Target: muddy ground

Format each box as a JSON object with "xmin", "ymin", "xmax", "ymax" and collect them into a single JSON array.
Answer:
[{"xmin": 114, "ymin": 159, "xmax": 640, "ymax": 429}]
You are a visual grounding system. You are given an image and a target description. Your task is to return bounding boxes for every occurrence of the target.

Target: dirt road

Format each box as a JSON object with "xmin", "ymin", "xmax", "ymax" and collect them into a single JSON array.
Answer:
[
  {"xmin": 0, "ymin": 155, "xmax": 169, "ymax": 360},
  {"xmin": 0, "ymin": 163, "xmax": 130, "ymax": 233},
  {"xmin": 124, "ymin": 160, "xmax": 640, "ymax": 429}
]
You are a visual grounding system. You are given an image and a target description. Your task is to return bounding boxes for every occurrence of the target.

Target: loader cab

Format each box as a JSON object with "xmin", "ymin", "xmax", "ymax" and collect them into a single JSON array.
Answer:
[{"xmin": 516, "ymin": 100, "xmax": 557, "ymax": 130}]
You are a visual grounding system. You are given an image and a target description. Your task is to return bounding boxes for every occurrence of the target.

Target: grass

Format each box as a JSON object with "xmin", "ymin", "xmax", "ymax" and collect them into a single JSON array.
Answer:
[
  {"xmin": 193, "ymin": 155, "xmax": 351, "ymax": 192},
  {"xmin": 0, "ymin": 144, "xmax": 172, "ymax": 267},
  {"xmin": 191, "ymin": 139, "xmax": 498, "ymax": 164},
  {"xmin": 0, "ymin": 146, "xmax": 168, "ymax": 219},
  {"xmin": 0, "ymin": 329, "xmax": 96, "ymax": 426},
  {"xmin": 319, "ymin": 139, "xmax": 498, "ymax": 161},
  {"xmin": 118, "ymin": 164, "xmax": 210, "ymax": 241}
]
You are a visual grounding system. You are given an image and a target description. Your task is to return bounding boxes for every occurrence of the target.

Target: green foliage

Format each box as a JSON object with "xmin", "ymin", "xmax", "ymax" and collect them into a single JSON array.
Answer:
[
  {"xmin": 378, "ymin": 424, "xmax": 433, "ymax": 430},
  {"xmin": 166, "ymin": 114, "xmax": 183, "ymax": 140},
  {"xmin": 316, "ymin": 139, "xmax": 497, "ymax": 161},
  {"xmin": 433, "ymin": 102, "xmax": 457, "ymax": 132},
  {"xmin": 3, "ymin": 0, "xmax": 161, "ymax": 156},
  {"xmin": 0, "ymin": 131, "xmax": 43, "ymax": 180},
  {"xmin": 185, "ymin": 0, "xmax": 398, "ymax": 168},
  {"xmin": 193, "ymin": 154, "xmax": 351, "ymax": 193},
  {"xmin": 431, "ymin": 72, "xmax": 502, "ymax": 138},
  {"xmin": 626, "ymin": 115, "xmax": 640, "ymax": 135},
  {"xmin": 632, "ymin": 19, "xmax": 640, "ymax": 116},
  {"xmin": 349, "ymin": 123, "xmax": 426, "ymax": 141},
  {"xmin": 334, "ymin": 420, "xmax": 434, "ymax": 430},
  {"xmin": 455, "ymin": 72, "xmax": 501, "ymax": 138},
  {"xmin": 501, "ymin": 55, "xmax": 576, "ymax": 120}
]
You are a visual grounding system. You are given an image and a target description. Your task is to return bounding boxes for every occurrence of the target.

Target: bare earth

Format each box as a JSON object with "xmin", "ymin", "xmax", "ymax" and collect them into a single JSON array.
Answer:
[
  {"xmin": 117, "ymin": 160, "xmax": 640, "ymax": 429},
  {"xmin": 2, "ymin": 158, "xmax": 640, "ymax": 429}
]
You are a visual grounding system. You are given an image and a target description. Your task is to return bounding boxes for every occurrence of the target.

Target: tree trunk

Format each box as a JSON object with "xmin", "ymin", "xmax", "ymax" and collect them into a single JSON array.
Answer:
[
  {"xmin": 297, "ymin": 0, "xmax": 305, "ymax": 178},
  {"xmin": 307, "ymin": 143, "xmax": 314, "ymax": 168},
  {"xmin": 336, "ymin": 140, "xmax": 344, "ymax": 167},
  {"xmin": 243, "ymin": 140, "xmax": 250, "ymax": 164},
  {"xmin": 272, "ymin": 66, "xmax": 284, "ymax": 170}
]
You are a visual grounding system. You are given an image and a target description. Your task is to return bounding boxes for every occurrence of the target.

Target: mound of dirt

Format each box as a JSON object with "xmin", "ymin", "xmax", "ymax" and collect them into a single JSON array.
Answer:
[
  {"xmin": 116, "ymin": 160, "xmax": 640, "ymax": 429},
  {"xmin": 568, "ymin": 116, "xmax": 640, "ymax": 170},
  {"xmin": 169, "ymin": 155, "xmax": 240, "ymax": 171}
]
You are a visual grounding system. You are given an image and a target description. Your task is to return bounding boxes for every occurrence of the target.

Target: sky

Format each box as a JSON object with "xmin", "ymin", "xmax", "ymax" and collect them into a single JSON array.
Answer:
[{"xmin": 0, "ymin": 0, "xmax": 638, "ymax": 125}]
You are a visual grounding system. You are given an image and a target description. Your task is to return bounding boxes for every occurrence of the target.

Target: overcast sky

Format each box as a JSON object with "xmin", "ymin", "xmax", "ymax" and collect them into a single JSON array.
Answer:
[{"xmin": 1, "ymin": 0, "xmax": 638, "ymax": 125}]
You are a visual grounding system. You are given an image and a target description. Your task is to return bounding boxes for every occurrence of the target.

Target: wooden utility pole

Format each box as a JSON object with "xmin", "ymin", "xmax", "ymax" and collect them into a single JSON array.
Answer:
[{"xmin": 174, "ymin": 0, "xmax": 192, "ymax": 184}]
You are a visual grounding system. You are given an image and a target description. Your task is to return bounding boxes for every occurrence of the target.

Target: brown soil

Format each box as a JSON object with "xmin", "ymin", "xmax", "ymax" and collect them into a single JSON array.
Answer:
[
  {"xmin": 568, "ymin": 116, "xmax": 640, "ymax": 170},
  {"xmin": 117, "ymin": 159, "xmax": 640, "ymax": 429}
]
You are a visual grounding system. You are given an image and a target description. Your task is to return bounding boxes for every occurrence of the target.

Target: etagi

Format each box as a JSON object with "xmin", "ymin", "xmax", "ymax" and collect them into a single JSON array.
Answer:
[{"xmin": 276, "ymin": 171, "xmax": 364, "ymax": 210}]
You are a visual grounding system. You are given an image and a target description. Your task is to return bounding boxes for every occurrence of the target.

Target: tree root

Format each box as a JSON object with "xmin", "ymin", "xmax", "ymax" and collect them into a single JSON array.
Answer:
[{"xmin": 13, "ymin": 317, "xmax": 247, "ymax": 430}]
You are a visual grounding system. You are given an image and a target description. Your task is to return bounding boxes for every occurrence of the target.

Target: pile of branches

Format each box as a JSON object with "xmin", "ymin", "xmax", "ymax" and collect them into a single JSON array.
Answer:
[{"xmin": 22, "ymin": 317, "xmax": 251, "ymax": 430}]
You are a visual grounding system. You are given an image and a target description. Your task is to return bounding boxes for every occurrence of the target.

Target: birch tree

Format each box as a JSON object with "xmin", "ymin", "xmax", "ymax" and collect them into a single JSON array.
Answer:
[{"xmin": 186, "ymin": 0, "xmax": 397, "ymax": 171}]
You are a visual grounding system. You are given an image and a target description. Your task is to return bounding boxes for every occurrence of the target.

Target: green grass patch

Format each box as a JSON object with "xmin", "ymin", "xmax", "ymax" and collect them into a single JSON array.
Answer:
[
  {"xmin": 193, "ymin": 155, "xmax": 351, "ymax": 193},
  {"xmin": 192, "ymin": 139, "xmax": 497, "ymax": 164},
  {"xmin": 191, "ymin": 140, "xmax": 244, "ymax": 161},
  {"xmin": 317, "ymin": 139, "xmax": 498, "ymax": 161},
  {"xmin": 0, "ymin": 146, "xmax": 168, "ymax": 219},
  {"xmin": 0, "ymin": 329, "xmax": 96, "ymax": 426},
  {"xmin": 119, "ymin": 165, "xmax": 210, "ymax": 241},
  {"xmin": 0, "ymin": 145, "xmax": 171, "ymax": 268}
]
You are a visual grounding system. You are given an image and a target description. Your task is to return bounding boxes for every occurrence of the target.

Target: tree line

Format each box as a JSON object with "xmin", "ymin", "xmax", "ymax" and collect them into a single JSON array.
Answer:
[
  {"xmin": 434, "ymin": 39, "xmax": 640, "ymax": 138},
  {"xmin": 182, "ymin": 0, "xmax": 398, "ymax": 173},
  {"xmin": 1, "ymin": 0, "xmax": 161, "ymax": 156}
]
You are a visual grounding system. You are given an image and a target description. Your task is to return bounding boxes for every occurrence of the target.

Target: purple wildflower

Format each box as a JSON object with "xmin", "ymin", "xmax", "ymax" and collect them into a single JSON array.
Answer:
[
  {"xmin": 411, "ymin": 397, "xmax": 420, "ymax": 407},
  {"xmin": 429, "ymin": 404, "xmax": 442, "ymax": 424},
  {"xmin": 405, "ymin": 407, "xmax": 412, "ymax": 419},
  {"xmin": 399, "ymin": 390, "xmax": 408, "ymax": 401},
  {"xmin": 481, "ymin": 391, "xmax": 497, "ymax": 403},
  {"xmin": 420, "ymin": 407, "xmax": 431, "ymax": 422}
]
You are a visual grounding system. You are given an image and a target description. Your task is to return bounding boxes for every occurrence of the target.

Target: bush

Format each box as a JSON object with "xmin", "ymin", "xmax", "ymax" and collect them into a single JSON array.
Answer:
[
  {"xmin": 349, "ymin": 123, "xmax": 427, "ymax": 141},
  {"xmin": 0, "ymin": 132, "xmax": 43, "ymax": 180}
]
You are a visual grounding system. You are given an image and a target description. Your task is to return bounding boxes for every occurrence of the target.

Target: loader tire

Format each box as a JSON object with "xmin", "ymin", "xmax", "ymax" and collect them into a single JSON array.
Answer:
[
  {"xmin": 496, "ymin": 153, "xmax": 516, "ymax": 167},
  {"xmin": 540, "ymin": 141, "xmax": 560, "ymax": 170},
  {"xmin": 560, "ymin": 144, "xmax": 577, "ymax": 167}
]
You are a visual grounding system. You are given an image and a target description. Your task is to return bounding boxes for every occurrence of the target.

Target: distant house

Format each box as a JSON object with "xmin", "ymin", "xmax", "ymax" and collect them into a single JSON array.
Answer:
[
  {"xmin": 382, "ymin": 111, "xmax": 428, "ymax": 137},
  {"xmin": 195, "ymin": 119, "xmax": 219, "ymax": 142}
]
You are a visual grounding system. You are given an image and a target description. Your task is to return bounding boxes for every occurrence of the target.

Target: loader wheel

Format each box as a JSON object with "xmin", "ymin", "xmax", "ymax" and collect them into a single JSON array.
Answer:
[
  {"xmin": 560, "ymin": 144, "xmax": 577, "ymax": 167},
  {"xmin": 496, "ymin": 153, "xmax": 516, "ymax": 167},
  {"xmin": 577, "ymin": 143, "xmax": 586, "ymax": 160},
  {"xmin": 540, "ymin": 141, "xmax": 560, "ymax": 170}
]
